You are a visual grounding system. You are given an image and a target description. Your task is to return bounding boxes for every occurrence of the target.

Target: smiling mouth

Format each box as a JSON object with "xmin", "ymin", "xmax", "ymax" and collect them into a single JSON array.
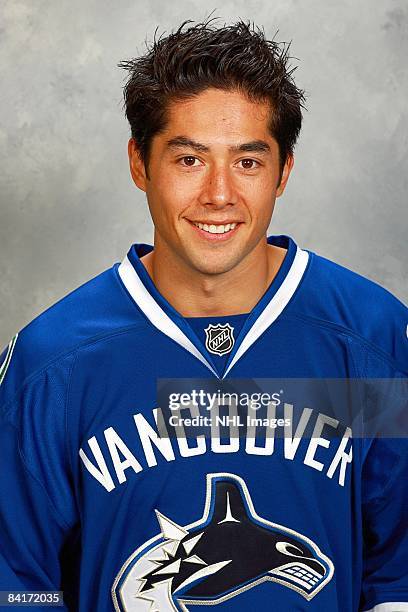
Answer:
[
  {"xmin": 193, "ymin": 221, "xmax": 237, "ymax": 234},
  {"xmin": 187, "ymin": 220, "xmax": 242, "ymax": 239}
]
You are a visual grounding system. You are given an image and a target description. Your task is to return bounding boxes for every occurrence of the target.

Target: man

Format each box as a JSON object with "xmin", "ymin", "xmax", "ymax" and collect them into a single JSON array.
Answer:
[{"xmin": 0, "ymin": 17, "xmax": 407, "ymax": 612}]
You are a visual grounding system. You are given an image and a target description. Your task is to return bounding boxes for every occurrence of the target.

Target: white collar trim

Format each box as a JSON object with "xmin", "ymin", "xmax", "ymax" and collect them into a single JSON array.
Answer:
[
  {"xmin": 118, "ymin": 246, "xmax": 309, "ymax": 379},
  {"xmin": 118, "ymin": 256, "xmax": 218, "ymax": 377},
  {"xmin": 223, "ymin": 246, "xmax": 309, "ymax": 377}
]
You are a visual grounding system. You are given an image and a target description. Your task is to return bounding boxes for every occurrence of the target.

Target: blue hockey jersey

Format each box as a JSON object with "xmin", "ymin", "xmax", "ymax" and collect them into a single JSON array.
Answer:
[{"xmin": 0, "ymin": 234, "xmax": 407, "ymax": 611}]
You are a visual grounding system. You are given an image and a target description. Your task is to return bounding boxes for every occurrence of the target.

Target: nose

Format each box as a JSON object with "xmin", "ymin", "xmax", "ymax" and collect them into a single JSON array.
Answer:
[{"xmin": 198, "ymin": 164, "xmax": 238, "ymax": 209}]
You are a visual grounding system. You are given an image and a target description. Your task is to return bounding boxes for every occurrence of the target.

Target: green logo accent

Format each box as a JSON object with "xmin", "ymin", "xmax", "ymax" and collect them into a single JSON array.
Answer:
[{"xmin": 0, "ymin": 333, "xmax": 18, "ymax": 386}]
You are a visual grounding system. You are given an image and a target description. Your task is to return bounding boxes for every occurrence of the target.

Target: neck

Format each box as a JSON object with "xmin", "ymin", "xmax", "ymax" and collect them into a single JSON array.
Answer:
[{"xmin": 140, "ymin": 236, "xmax": 287, "ymax": 317}]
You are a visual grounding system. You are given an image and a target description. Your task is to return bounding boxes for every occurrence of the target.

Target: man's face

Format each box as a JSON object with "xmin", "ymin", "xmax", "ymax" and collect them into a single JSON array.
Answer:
[{"xmin": 129, "ymin": 88, "xmax": 293, "ymax": 275}]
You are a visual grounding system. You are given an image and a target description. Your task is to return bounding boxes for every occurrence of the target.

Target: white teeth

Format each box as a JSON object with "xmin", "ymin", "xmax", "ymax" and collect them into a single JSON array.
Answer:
[{"xmin": 194, "ymin": 222, "xmax": 237, "ymax": 234}]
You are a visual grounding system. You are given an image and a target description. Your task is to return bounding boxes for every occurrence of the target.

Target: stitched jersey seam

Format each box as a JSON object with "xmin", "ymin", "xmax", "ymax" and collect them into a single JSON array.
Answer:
[
  {"xmin": 10, "ymin": 419, "xmax": 72, "ymax": 531},
  {"xmin": 283, "ymin": 311, "xmax": 408, "ymax": 375},
  {"xmin": 1, "ymin": 323, "xmax": 146, "ymax": 417},
  {"xmin": 65, "ymin": 350, "xmax": 79, "ymax": 521}
]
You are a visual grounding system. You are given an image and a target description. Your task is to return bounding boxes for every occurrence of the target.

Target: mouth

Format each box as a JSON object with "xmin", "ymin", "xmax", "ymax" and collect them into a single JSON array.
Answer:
[
  {"xmin": 270, "ymin": 561, "xmax": 324, "ymax": 593},
  {"xmin": 187, "ymin": 220, "xmax": 242, "ymax": 241}
]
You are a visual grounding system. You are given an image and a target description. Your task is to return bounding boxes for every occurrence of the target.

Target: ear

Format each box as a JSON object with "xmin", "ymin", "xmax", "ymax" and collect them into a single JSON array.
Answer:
[
  {"xmin": 276, "ymin": 154, "xmax": 295, "ymax": 197},
  {"xmin": 128, "ymin": 138, "xmax": 148, "ymax": 192}
]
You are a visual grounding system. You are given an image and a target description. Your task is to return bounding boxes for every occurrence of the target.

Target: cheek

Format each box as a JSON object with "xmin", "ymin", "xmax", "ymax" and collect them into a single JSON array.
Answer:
[
  {"xmin": 249, "ymin": 184, "xmax": 276, "ymax": 218},
  {"xmin": 155, "ymin": 162, "xmax": 200, "ymax": 204},
  {"xmin": 241, "ymin": 170, "xmax": 277, "ymax": 199},
  {"xmin": 146, "ymin": 183, "xmax": 188, "ymax": 230}
]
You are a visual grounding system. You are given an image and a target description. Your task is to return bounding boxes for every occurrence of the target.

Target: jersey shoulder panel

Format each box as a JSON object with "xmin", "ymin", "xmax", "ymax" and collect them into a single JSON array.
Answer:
[
  {"xmin": 291, "ymin": 250, "xmax": 408, "ymax": 373},
  {"xmin": 0, "ymin": 263, "xmax": 145, "ymax": 408}
]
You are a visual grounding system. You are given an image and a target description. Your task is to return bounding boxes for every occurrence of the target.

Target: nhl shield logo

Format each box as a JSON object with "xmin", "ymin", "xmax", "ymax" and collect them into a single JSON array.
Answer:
[{"xmin": 204, "ymin": 323, "xmax": 235, "ymax": 355}]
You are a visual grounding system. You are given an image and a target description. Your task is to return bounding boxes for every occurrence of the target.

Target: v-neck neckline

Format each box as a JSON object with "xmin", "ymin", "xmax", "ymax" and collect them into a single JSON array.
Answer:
[{"xmin": 117, "ymin": 235, "xmax": 309, "ymax": 379}]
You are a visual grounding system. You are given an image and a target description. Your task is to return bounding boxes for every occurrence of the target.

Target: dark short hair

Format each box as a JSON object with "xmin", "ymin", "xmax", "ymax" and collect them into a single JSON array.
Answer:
[{"xmin": 118, "ymin": 16, "xmax": 306, "ymax": 182}]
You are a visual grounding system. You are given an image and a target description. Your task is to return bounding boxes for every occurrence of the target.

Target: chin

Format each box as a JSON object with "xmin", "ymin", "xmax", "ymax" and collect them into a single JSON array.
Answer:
[
  {"xmin": 189, "ymin": 256, "xmax": 238, "ymax": 276},
  {"xmin": 178, "ymin": 240, "xmax": 245, "ymax": 276}
]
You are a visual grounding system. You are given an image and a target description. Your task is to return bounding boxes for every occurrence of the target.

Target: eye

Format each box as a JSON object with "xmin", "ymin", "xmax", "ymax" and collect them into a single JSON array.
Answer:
[
  {"xmin": 178, "ymin": 156, "xmax": 201, "ymax": 167},
  {"xmin": 276, "ymin": 542, "xmax": 305, "ymax": 557},
  {"xmin": 237, "ymin": 158, "xmax": 260, "ymax": 170}
]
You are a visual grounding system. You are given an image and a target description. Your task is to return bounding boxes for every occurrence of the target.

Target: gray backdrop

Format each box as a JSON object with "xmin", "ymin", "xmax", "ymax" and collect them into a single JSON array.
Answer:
[{"xmin": 1, "ymin": 0, "xmax": 407, "ymax": 347}]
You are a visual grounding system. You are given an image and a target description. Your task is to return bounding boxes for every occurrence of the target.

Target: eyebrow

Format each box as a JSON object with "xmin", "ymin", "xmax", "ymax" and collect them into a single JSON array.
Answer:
[{"xmin": 166, "ymin": 136, "xmax": 271, "ymax": 154}]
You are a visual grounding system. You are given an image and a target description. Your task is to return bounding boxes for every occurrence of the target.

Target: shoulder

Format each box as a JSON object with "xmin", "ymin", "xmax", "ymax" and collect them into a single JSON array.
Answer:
[
  {"xmin": 0, "ymin": 263, "xmax": 145, "ymax": 407},
  {"xmin": 293, "ymin": 248, "xmax": 408, "ymax": 374}
]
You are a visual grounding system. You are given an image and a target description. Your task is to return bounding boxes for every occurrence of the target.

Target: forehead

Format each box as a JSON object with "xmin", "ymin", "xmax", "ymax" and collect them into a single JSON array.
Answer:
[{"xmin": 163, "ymin": 88, "xmax": 272, "ymax": 140}]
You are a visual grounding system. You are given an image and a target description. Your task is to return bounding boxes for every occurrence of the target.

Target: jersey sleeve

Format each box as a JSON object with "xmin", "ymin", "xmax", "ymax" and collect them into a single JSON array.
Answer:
[
  {"xmin": 360, "ymin": 437, "xmax": 408, "ymax": 611},
  {"xmin": 359, "ymin": 329, "xmax": 408, "ymax": 612},
  {"xmin": 0, "ymin": 335, "xmax": 78, "ymax": 610}
]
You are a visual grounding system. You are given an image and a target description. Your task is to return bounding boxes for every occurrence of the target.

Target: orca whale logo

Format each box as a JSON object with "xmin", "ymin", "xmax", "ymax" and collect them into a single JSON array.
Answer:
[{"xmin": 112, "ymin": 473, "xmax": 334, "ymax": 611}]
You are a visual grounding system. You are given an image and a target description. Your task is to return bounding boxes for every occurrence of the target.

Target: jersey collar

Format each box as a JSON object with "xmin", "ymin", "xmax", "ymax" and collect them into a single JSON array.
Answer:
[{"xmin": 118, "ymin": 235, "xmax": 309, "ymax": 379}]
